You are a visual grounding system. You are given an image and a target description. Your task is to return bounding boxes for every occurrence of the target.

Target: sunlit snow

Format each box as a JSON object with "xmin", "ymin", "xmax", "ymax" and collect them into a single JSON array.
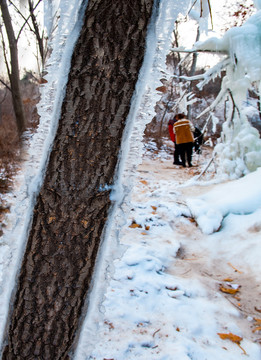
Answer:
[{"xmin": 0, "ymin": 0, "xmax": 260, "ymax": 359}]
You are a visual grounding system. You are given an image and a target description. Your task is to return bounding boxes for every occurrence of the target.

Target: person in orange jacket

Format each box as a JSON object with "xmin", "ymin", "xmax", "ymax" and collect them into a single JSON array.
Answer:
[
  {"xmin": 168, "ymin": 114, "xmax": 182, "ymax": 165},
  {"xmin": 173, "ymin": 113, "xmax": 195, "ymax": 167}
]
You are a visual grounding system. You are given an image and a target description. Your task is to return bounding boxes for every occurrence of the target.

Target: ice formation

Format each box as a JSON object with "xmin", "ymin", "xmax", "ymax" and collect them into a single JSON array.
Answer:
[{"xmin": 193, "ymin": 6, "xmax": 261, "ymax": 178}]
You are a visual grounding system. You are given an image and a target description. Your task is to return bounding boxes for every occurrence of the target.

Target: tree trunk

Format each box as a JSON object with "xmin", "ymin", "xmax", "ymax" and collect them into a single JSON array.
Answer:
[
  {"xmin": 187, "ymin": 26, "xmax": 200, "ymax": 120},
  {"xmin": 2, "ymin": 0, "xmax": 154, "ymax": 359},
  {"xmin": 0, "ymin": 0, "xmax": 26, "ymax": 136}
]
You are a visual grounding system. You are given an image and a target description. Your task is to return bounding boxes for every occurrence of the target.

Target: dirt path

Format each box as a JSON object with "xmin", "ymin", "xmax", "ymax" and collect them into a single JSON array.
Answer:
[{"xmin": 135, "ymin": 145, "xmax": 261, "ymax": 346}]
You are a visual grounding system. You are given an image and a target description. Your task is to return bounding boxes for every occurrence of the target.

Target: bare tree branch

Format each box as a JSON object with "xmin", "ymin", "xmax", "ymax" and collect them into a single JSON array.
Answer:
[
  {"xmin": 228, "ymin": 88, "xmax": 241, "ymax": 122},
  {"xmin": 9, "ymin": 0, "xmax": 42, "ymax": 42},
  {"xmin": 8, "ymin": 0, "xmax": 34, "ymax": 39},
  {"xmin": 16, "ymin": 13, "xmax": 33, "ymax": 40},
  {"xmin": 28, "ymin": 0, "xmax": 44, "ymax": 66},
  {"xmin": 0, "ymin": 24, "xmax": 11, "ymax": 77},
  {"xmin": 188, "ymin": 0, "xmax": 198, "ymax": 17},
  {"xmin": 0, "ymin": 78, "xmax": 12, "ymax": 92}
]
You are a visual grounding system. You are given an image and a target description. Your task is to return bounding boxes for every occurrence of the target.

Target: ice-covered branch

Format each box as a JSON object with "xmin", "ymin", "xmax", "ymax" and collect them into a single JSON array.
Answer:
[
  {"xmin": 171, "ymin": 47, "xmax": 227, "ymax": 55},
  {"xmin": 181, "ymin": 8, "xmax": 261, "ymax": 178},
  {"xmin": 171, "ymin": 48, "xmax": 229, "ymax": 99},
  {"xmin": 196, "ymin": 57, "xmax": 230, "ymax": 90},
  {"xmin": 196, "ymin": 86, "xmax": 228, "ymax": 119},
  {"xmin": 172, "ymin": 57, "xmax": 230, "ymax": 86}
]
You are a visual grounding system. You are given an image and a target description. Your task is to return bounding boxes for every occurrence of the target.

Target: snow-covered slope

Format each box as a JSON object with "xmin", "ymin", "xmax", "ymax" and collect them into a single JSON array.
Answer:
[{"xmin": 74, "ymin": 144, "xmax": 261, "ymax": 359}]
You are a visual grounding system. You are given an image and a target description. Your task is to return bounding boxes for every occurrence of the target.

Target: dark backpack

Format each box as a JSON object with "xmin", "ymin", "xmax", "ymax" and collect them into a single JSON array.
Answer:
[{"xmin": 193, "ymin": 127, "xmax": 203, "ymax": 153}]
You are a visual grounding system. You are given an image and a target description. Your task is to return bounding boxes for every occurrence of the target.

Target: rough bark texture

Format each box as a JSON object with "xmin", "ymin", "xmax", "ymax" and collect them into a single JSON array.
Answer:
[{"xmin": 3, "ymin": 0, "xmax": 154, "ymax": 359}]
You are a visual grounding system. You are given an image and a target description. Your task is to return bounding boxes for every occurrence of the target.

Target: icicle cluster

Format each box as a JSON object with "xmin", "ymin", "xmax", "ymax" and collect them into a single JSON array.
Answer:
[{"xmin": 193, "ymin": 6, "xmax": 261, "ymax": 178}]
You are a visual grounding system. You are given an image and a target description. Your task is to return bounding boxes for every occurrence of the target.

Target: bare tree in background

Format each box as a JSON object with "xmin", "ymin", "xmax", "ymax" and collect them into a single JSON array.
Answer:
[
  {"xmin": 13, "ymin": 0, "xmax": 46, "ymax": 70},
  {"xmin": 0, "ymin": 0, "xmax": 26, "ymax": 136},
  {"xmin": 0, "ymin": 0, "xmax": 45, "ymax": 137}
]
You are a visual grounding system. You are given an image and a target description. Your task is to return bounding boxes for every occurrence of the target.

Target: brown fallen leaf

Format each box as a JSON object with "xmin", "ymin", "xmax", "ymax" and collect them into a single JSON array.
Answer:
[
  {"xmin": 140, "ymin": 180, "xmax": 148, "ymax": 186},
  {"xmin": 166, "ymin": 286, "xmax": 178, "ymax": 291},
  {"xmin": 141, "ymin": 232, "xmax": 147, "ymax": 235},
  {"xmin": 218, "ymin": 332, "xmax": 242, "ymax": 344},
  {"xmin": 255, "ymin": 307, "xmax": 261, "ymax": 313},
  {"xmin": 129, "ymin": 222, "xmax": 142, "ymax": 229},
  {"xmin": 151, "ymin": 205, "xmax": 157, "ymax": 211},
  {"xmin": 218, "ymin": 332, "xmax": 247, "ymax": 355},
  {"xmin": 254, "ymin": 318, "xmax": 261, "ymax": 324},
  {"xmin": 104, "ymin": 321, "xmax": 114, "ymax": 330},
  {"xmin": 145, "ymin": 225, "xmax": 150, "ymax": 231},
  {"xmin": 223, "ymin": 278, "xmax": 234, "ymax": 282},
  {"xmin": 219, "ymin": 285, "xmax": 240, "ymax": 294},
  {"xmin": 155, "ymin": 85, "xmax": 167, "ymax": 93}
]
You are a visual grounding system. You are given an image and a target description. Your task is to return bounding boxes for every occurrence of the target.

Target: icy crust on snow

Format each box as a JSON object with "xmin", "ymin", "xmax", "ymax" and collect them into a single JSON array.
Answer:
[
  {"xmin": 187, "ymin": 167, "xmax": 261, "ymax": 235},
  {"xmin": 0, "ymin": 0, "xmax": 87, "ymax": 349},
  {"xmin": 193, "ymin": 8, "xmax": 261, "ymax": 178}
]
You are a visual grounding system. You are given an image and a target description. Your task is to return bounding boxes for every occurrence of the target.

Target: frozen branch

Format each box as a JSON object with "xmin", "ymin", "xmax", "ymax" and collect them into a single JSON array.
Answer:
[
  {"xmin": 196, "ymin": 86, "xmax": 228, "ymax": 119},
  {"xmin": 171, "ymin": 47, "xmax": 227, "ymax": 55},
  {"xmin": 172, "ymin": 57, "xmax": 230, "ymax": 88},
  {"xmin": 196, "ymin": 57, "xmax": 230, "ymax": 90}
]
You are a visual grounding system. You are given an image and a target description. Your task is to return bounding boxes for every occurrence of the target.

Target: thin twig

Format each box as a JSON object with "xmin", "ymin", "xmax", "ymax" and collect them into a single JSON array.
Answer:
[
  {"xmin": 187, "ymin": 0, "xmax": 198, "ymax": 16},
  {"xmin": 152, "ymin": 329, "xmax": 160, "ymax": 337},
  {"xmin": 0, "ymin": 79, "xmax": 11, "ymax": 92},
  {"xmin": 195, "ymin": 156, "xmax": 215, "ymax": 180},
  {"xmin": 0, "ymin": 25, "xmax": 11, "ymax": 79}
]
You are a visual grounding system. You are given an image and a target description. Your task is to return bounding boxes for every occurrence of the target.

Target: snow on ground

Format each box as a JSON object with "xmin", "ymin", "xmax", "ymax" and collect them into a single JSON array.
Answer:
[
  {"xmin": 186, "ymin": 167, "xmax": 261, "ymax": 235},
  {"xmin": 75, "ymin": 143, "xmax": 261, "ymax": 360},
  {"xmin": 0, "ymin": 0, "xmax": 260, "ymax": 358}
]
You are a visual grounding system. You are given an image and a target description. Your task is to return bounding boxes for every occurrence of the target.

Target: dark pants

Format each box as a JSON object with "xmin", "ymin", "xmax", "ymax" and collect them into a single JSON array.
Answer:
[
  {"xmin": 173, "ymin": 142, "xmax": 181, "ymax": 164},
  {"xmin": 178, "ymin": 142, "xmax": 193, "ymax": 167}
]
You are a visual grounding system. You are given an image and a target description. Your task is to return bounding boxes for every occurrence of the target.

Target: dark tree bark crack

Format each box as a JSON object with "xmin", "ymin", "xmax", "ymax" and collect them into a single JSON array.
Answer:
[{"xmin": 2, "ymin": 0, "xmax": 155, "ymax": 359}]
